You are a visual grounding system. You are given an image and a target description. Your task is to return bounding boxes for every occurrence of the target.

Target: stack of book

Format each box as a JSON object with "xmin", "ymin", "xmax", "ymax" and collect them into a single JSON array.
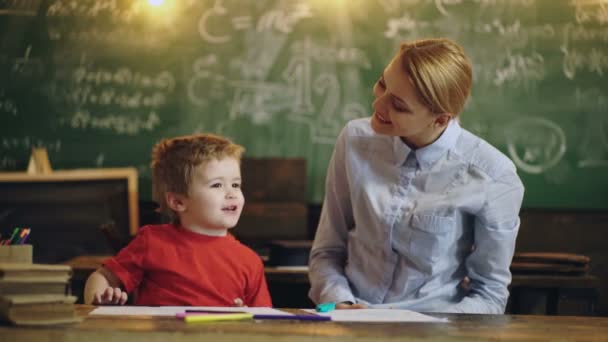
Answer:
[{"xmin": 0, "ymin": 262, "xmax": 80, "ymax": 325}]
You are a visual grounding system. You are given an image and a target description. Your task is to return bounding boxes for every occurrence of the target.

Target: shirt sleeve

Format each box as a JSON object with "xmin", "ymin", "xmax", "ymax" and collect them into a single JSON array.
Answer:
[
  {"xmin": 103, "ymin": 226, "xmax": 149, "ymax": 293},
  {"xmin": 443, "ymin": 168, "xmax": 524, "ymax": 314},
  {"xmin": 308, "ymin": 126, "xmax": 357, "ymax": 304},
  {"xmin": 245, "ymin": 256, "xmax": 273, "ymax": 307}
]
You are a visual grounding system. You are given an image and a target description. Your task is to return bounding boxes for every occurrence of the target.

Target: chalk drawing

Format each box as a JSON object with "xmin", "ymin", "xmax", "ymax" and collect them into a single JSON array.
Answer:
[
  {"xmin": 198, "ymin": 0, "xmax": 231, "ymax": 44},
  {"xmin": 506, "ymin": 117, "xmax": 566, "ymax": 174}
]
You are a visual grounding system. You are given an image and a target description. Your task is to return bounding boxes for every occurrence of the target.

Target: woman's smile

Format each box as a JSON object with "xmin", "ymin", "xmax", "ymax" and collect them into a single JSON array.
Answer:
[{"xmin": 374, "ymin": 111, "xmax": 392, "ymax": 124}]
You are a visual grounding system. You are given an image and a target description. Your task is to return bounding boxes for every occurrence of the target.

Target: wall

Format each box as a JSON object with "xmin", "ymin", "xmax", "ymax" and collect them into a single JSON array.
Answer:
[{"xmin": 0, "ymin": 0, "xmax": 606, "ymax": 207}]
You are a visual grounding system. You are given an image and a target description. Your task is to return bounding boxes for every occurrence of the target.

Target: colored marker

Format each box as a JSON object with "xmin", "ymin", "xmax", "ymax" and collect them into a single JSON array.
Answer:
[
  {"xmin": 185, "ymin": 310, "xmax": 245, "ymax": 314},
  {"xmin": 182, "ymin": 311, "xmax": 330, "ymax": 321},
  {"xmin": 7, "ymin": 227, "xmax": 20, "ymax": 245},
  {"xmin": 19, "ymin": 228, "xmax": 31, "ymax": 244},
  {"xmin": 316, "ymin": 302, "xmax": 336, "ymax": 313},
  {"xmin": 183, "ymin": 312, "xmax": 253, "ymax": 323},
  {"xmin": 253, "ymin": 314, "xmax": 331, "ymax": 321}
]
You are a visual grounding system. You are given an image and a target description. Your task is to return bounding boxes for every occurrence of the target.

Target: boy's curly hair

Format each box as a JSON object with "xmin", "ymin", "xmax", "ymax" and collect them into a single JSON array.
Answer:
[{"xmin": 151, "ymin": 134, "xmax": 244, "ymax": 223}]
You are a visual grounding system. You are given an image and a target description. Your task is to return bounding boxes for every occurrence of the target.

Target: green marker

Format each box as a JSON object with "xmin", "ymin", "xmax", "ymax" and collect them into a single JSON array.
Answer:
[{"xmin": 8, "ymin": 227, "xmax": 20, "ymax": 245}]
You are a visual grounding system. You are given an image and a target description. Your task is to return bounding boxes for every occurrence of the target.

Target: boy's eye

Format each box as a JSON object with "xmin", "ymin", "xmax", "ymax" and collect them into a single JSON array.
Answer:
[
  {"xmin": 211, "ymin": 183, "xmax": 222, "ymax": 188},
  {"xmin": 232, "ymin": 183, "xmax": 241, "ymax": 189}
]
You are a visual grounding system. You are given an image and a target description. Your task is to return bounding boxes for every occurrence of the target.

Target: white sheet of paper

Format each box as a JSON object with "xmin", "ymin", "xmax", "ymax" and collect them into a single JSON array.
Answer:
[
  {"xmin": 303, "ymin": 309, "xmax": 448, "ymax": 322},
  {"xmin": 90, "ymin": 306, "xmax": 290, "ymax": 316}
]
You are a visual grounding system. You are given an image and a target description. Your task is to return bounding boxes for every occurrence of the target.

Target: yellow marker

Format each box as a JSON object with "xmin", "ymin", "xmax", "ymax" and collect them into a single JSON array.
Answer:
[{"xmin": 184, "ymin": 313, "xmax": 254, "ymax": 323}]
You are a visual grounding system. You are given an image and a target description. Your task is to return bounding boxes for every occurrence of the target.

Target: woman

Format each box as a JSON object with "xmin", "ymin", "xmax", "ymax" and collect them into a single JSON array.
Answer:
[{"xmin": 308, "ymin": 38, "xmax": 524, "ymax": 314}]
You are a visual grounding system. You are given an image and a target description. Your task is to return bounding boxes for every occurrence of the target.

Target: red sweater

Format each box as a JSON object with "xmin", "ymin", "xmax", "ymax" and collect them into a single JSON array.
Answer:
[{"xmin": 104, "ymin": 224, "xmax": 272, "ymax": 307}]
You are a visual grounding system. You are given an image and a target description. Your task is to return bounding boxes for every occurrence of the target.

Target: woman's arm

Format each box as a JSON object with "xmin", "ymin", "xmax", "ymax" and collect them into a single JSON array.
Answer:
[
  {"xmin": 308, "ymin": 126, "xmax": 357, "ymax": 305},
  {"xmin": 445, "ymin": 169, "xmax": 524, "ymax": 314}
]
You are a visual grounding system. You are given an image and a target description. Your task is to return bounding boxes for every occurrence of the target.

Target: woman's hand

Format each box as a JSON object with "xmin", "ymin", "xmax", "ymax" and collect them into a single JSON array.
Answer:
[
  {"xmin": 336, "ymin": 302, "xmax": 367, "ymax": 309},
  {"xmin": 92, "ymin": 287, "xmax": 128, "ymax": 305}
]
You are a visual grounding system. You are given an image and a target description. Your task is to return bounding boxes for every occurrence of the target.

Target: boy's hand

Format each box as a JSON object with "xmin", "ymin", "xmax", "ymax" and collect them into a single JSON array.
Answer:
[
  {"xmin": 233, "ymin": 298, "xmax": 247, "ymax": 307},
  {"xmin": 92, "ymin": 287, "xmax": 128, "ymax": 305},
  {"xmin": 232, "ymin": 298, "xmax": 247, "ymax": 308}
]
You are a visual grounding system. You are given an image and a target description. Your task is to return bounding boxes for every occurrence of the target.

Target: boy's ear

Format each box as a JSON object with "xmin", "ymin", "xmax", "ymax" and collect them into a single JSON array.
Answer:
[
  {"xmin": 433, "ymin": 113, "xmax": 453, "ymax": 128},
  {"xmin": 165, "ymin": 192, "xmax": 187, "ymax": 212}
]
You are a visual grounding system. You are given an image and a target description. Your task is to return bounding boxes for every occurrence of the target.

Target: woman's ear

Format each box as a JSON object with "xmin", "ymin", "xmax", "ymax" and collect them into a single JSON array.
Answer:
[
  {"xmin": 434, "ymin": 113, "xmax": 453, "ymax": 128},
  {"xmin": 165, "ymin": 192, "xmax": 187, "ymax": 212}
]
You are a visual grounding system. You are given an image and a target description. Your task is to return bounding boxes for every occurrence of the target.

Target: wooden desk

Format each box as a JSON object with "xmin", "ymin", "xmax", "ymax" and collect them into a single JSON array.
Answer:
[{"xmin": 2, "ymin": 305, "xmax": 608, "ymax": 341}]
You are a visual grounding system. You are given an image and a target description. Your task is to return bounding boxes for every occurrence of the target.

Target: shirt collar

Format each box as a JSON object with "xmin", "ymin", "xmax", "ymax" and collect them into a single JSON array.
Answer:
[{"xmin": 392, "ymin": 119, "xmax": 462, "ymax": 169}]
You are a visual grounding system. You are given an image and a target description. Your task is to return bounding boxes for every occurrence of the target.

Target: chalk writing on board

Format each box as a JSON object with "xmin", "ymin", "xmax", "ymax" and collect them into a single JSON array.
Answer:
[
  {"xmin": 187, "ymin": 55, "xmax": 227, "ymax": 107},
  {"xmin": 47, "ymin": 26, "xmax": 169, "ymax": 50},
  {"xmin": 49, "ymin": 65, "xmax": 174, "ymax": 135},
  {"xmin": 1, "ymin": 136, "xmax": 62, "ymax": 153},
  {"xmin": 64, "ymin": 110, "xmax": 160, "ymax": 135},
  {"xmin": 561, "ymin": 23, "xmax": 608, "ymax": 79},
  {"xmin": 198, "ymin": 0, "xmax": 231, "ymax": 44},
  {"xmin": 292, "ymin": 39, "xmax": 371, "ymax": 69},
  {"xmin": 562, "ymin": 24, "xmax": 608, "ymax": 47},
  {"xmin": 190, "ymin": 29, "xmax": 372, "ymax": 145},
  {"xmin": 10, "ymin": 48, "xmax": 44, "ymax": 84},
  {"xmin": 95, "ymin": 154, "xmax": 105, "ymax": 168},
  {"xmin": 227, "ymin": 80, "xmax": 292, "ymax": 125},
  {"xmin": 576, "ymin": 87, "xmax": 608, "ymax": 168},
  {"xmin": 473, "ymin": 20, "xmax": 556, "ymax": 50},
  {"xmin": 506, "ymin": 118, "xmax": 566, "ymax": 174},
  {"xmin": 46, "ymin": 0, "xmax": 141, "ymax": 21},
  {"xmin": 573, "ymin": 0, "xmax": 608, "ymax": 25},
  {"xmin": 0, "ymin": 156, "xmax": 16, "ymax": 169},
  {"xmin": 71, "ymin": 66, "xmax": 175, "ymax": 91},
  {"xmin": 561, "ymin": 46, "xmax": 608, "ymax": 80},
  {"xmin": 198, "ymin": 0, "xmax": 312, "ymax": 44},
  {"xmin": 0, "ymin": 0, "xmax": 38, "ymax": 16},
  {"xmin": 0, "ymin": 93, "xmax": 17, "ymax": 116},
  {"xmin": 256, "ymin": 2, "xmax": 313, "ymax": 34},
  {"xmin": 411, "ymin": 0, "xmax": 537, "ymax": 17},
  {"xmin": 494, "ymin": 52, "xmax": 544, "ymax": 87},
  {"xmin": 284, "ymin": 53, "xmax": 314, "ymax": 114}
]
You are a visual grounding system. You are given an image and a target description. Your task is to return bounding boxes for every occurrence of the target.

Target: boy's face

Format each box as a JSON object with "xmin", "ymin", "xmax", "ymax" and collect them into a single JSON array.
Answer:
[{"xmin": 177, "ymin": 157, "xmax": 244, "ymax": 231}]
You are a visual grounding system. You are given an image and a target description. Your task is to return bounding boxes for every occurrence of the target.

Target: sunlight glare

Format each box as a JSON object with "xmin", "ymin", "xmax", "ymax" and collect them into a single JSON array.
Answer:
[{"xmin": 148, "ymin": 0, "xmax": 164, "ymax": 7}]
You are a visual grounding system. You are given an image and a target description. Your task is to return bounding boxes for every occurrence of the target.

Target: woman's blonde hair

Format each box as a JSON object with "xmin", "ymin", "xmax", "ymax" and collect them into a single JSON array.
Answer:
[
  {"xmin": 399, "ymin": 38, "xmax": 472, "ymax": 116},
  {"xmin": 151, "ymin": 133, "xmax": 244, "ymax": 222}
]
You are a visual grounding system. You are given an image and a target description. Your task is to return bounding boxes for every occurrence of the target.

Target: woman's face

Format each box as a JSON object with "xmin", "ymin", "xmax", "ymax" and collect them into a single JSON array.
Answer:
[{"xmin": 371, "ymin": 55, "xmax": 446, "ymax": 149}]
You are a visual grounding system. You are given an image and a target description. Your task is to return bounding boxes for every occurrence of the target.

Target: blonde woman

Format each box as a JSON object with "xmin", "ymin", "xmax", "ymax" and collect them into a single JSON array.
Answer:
[{"xmin": 309, "ymin": 38, "xmax": 524, "ymax": 314}]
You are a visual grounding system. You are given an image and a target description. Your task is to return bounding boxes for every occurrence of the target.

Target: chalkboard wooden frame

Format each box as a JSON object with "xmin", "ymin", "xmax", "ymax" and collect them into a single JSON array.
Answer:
[{"xmin": 0, "ymin": 168, "xmax": 140, "ymax": 235}]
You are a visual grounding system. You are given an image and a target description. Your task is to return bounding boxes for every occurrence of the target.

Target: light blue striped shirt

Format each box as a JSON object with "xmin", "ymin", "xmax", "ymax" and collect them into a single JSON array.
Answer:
[{"xmin": 309, "ymin": 118, "xmax": 524, "ymax": 314}]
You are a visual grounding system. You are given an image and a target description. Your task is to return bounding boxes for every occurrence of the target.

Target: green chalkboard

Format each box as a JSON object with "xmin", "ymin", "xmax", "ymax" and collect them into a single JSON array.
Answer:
[{"xmin": 1, "ymin": 0, "xmax": 607, "ymax": 208}]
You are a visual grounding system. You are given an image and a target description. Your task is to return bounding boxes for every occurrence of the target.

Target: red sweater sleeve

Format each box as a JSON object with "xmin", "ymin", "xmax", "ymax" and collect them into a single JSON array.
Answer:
[
  {"xmin": 245, "ymin": 257, "xmax": 273, "ymax": 307},
  {"xmin": 103, "ymin": 227, "xmax": 149, "ymax": 293}
]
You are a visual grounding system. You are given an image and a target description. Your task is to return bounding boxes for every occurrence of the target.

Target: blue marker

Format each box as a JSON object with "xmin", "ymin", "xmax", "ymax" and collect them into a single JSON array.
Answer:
[{"xmin": 316, "ymin": 302, "xmax": 336, "ymax": 313}]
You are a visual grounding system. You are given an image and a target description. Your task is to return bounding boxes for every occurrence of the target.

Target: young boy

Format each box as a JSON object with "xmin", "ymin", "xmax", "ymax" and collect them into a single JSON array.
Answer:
[{"xmin": 84, "ymin": 134, "xmax": 272, "ymax": 307}]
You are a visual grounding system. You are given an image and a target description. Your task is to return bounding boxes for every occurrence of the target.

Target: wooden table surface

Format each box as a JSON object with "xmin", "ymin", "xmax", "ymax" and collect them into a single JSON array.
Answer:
[{"xmin": 1, "ymin": 305, "xmax": 608, "ymax": 341}]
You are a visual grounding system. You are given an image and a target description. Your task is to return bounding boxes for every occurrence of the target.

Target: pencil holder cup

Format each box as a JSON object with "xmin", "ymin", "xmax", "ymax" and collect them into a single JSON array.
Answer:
[{"xmin": 0, "ymin": 244, "xmax": 33, "ymax": 263}]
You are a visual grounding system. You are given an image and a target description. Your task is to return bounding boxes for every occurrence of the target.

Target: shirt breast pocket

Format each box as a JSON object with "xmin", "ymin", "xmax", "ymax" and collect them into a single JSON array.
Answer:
[{"xmin": 407, "ymin": 213, "xmax": 455, "ymax": 272}]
